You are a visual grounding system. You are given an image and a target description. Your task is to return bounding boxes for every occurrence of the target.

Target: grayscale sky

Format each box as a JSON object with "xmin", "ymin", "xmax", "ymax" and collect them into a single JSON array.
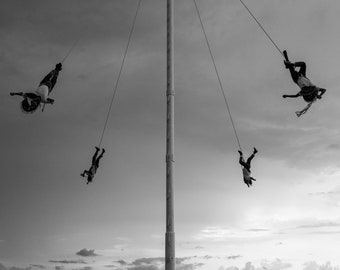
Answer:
[{"xmin": 1, "ymin": 0, "xmax": 340, "ymax": 270}]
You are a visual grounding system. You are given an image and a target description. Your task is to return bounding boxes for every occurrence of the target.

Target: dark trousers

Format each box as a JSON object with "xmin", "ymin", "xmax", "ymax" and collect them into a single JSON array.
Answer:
[
  {"xmin": 239, "ymin": 154, "xmax": 255, "ymax": 171},
  {"xmin": 287, "ymin": 62, "xmax": 306, "ymax": 84},
  {"xmin": 92, "ymin": 148, "xmax": 104, "ymax": 168}
]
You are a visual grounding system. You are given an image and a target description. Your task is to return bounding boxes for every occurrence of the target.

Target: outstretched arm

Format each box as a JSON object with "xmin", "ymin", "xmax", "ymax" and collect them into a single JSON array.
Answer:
[
  {"xmin": 10, "ymin": 92, "xmax": 24, "ymax": 96},
  {"xmin": 283, "ymin": 93, "xmax": 300, "ymax": 98},
  {"xmin": 44, "ymin": 98, "xmax": 54, "ymax": 104}
]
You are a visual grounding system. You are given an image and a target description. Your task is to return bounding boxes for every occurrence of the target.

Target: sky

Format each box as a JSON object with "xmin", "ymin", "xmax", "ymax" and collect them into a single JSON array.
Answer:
[{"xmin": 1, "ymin": 0, "xmax": 340, "ymax": 269}]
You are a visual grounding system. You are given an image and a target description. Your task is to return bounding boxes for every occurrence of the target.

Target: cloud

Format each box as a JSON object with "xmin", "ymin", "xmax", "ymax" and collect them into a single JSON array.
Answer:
[
  {"xmin": 8, "ymin": 268, "xmax": 32, "ymax": 270},
  {"xmin": 260, "ymin": 259, "xmax": 292, "ymax": 270},
  {"xmin": 303, "ymin": 261, "xmax": 340, "ymax": 270},
  {"xmin": 76, "ymin": 248, "xmax": 99, "ymax": 257},
  {"xmin": 117, "ymin": 257, "xmax": 203, "ymax": 270},
  {"xmin": 246, "ymin": 229, "xmax": 270, "ymax": 232},
  {"xmin": 176, "ymin": 258, "xmax": 192, "ymax": 264},
  {"xmin": 115, "ymin": 260, "xmax": 128, "ymax": 266},
  {"xmin": 29, "ymin": 265, "xmax": 46, "ymax": 269},
  {"xmin": 309, "ymin": 188, "xmax": 340, "ymax": 197},
  {"xmin": 48, "ymin": 260, "xmax": 87, "ymax": 264},
  {"xmin": 223, "ymin": 259, "xmax": 292, "ymax": 270},
  {"xmin": 242, "ymin": 262, "xmax": 256, "ymax": 270},
  {"xmin": 194, "ymin": 226, "xmax": 272, "ymax": 242},
  {"xmin": 130, "ymin": 258, "xmax": 163, "ymax": 266},
  {"xmin": 226, "ymin": 255, "xmax": 242, "ymax": 260},
  {"xmin": 296, "ymin": 221, "xmax": 340, "ymax": 229},
  {"xmin": 127, "ymin": 266, "xmax": 158, "ymax": 270},
  {"xmin": 176, "ymin": 263, "xmax": 204, "ymax": 270},
  {"xmin": 277, "ymin": 218, "xmax": 340, "ymax": 235},
  {"xmin": 309, "ymin": 230, "xmax": 340, "ymax": 235},
  {"xmin": 0, "ymin": 264, "xmax": 31, "ymax": 270},
  {"xmin": 129, "ymin": 257, "xmax": 193, "ymax": 267},
  {"xmin": 76, "ymin": 267, "xmax": 93, "ymax": 270},
  {"xmin": 328, "ymin": 144, "xmax": 340, "ymax": 150},
  {"xmin": 309, "ymin": 191, "xmax": 340, "ymax": 196}
]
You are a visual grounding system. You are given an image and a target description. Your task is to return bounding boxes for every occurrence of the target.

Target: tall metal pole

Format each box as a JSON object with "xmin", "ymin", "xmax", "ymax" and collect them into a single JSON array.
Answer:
[{"xmin": 165, "ymin": 0, "xmax": 175, "ymax": 269}]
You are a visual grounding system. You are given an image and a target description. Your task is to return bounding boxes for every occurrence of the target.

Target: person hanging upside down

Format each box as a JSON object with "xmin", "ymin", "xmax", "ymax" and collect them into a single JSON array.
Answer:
[
  {"xmin": 238, "ymin": 147, "xmax": 258, "ymax": 188},
  {"xmin": 10, "ymin": 63, "xmax": 62, "ymax": 113},
  {"xmin": 282, "ymin": 50, "xmax": 326, "ymax": 117},
  {"xmin": 81, "ymin": 147, "xmax": 105, "ymax": 184}
]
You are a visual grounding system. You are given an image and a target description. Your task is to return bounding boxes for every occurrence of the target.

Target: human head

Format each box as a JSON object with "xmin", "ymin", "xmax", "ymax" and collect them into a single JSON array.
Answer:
[
  {"xmin": 55, "ymin": 63, "xmax": 62, "ymax": 71},
  {"xmin": 20, "ymin": 97, "xmax": 41, "ymax": 113},
  {"xmin": 87, "ymin": 175, "xmax": 93, "ymax": 183}
]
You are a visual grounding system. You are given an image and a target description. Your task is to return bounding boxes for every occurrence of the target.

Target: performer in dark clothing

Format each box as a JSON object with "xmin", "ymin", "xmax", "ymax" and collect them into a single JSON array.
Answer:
[
  {"xmin": 282, "ymin": 50, "xmax": 326, "ymax": 116},
  {"xmin": 10, "ymin": 63, "xmax": 62, "ymax": 113},
  {"xmin": 81, "ymin": 147, "xmax": 105, "ymax": 184},
  {"xmin": 238, "ymin": 148, "xmax": 258, "ymax": 188}
]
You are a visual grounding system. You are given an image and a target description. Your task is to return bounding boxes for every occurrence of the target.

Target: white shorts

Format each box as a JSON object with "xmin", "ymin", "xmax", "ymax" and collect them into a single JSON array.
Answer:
[{"xmin": 35, "ymin": 85, "xmax": 49, "ymax": 102}]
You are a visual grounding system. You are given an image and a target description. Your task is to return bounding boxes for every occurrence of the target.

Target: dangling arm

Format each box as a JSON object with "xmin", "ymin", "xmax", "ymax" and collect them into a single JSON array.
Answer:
[{"xmin": 296, "ymin": 101, "xmax": 314, "ymax": 117}]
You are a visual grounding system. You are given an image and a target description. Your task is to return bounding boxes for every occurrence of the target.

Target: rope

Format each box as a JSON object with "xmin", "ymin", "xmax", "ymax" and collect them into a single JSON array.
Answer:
[
  {"xmin": 193, "ymin": 0, "xmax": 243, "ymax": 152},
  {"xmin": 61, "ymin": 38, "xmax": 80, "ymax": 64},
  {"xmin": 97, "ymin": 0, "xmax": 142, "ymax": 148},
  {"xmin": 238, "ymin": 0, "xmax": 284, "ymax": 58}
]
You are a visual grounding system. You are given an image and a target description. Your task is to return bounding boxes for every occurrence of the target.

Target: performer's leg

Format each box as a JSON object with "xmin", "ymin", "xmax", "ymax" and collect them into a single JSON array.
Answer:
[
  {"xmin": 95, "ymin": 149, "xmax": 105, "ymax": 167},
  {"xmin": 239, "ymin": 156, "xmax": 248, "ymax": 168},
  {"xmin": 92, "ymin": 147, "xmax": 100, "ymax": 164},
  {"xmin": 246, "ymin": 154, "xmax": 255, "ymax": 168}
]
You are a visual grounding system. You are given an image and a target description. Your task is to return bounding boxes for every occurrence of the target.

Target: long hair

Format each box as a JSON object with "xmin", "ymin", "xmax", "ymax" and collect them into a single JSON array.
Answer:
[{"xmin": 20, "ymin": 97, "xmax": 41, "ymax": 113}]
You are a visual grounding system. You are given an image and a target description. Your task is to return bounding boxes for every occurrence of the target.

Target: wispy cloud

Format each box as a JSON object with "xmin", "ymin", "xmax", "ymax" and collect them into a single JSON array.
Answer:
[
  {"xmin": 296, "ymin": 221, "xmax": 340, "ymax": 229},
  {"xmin": 246, "ymin": 229, "xmax": 270, "ymax": 232},
  {"xmin": 303, "ymin": 261, "xmax": 340, "ymax": 270},
  {"xmin": 194, "ymin": 226, "xmax": 272, "ymax": 241},
  {"xmin": 76, "ymin": 267, "xmax": 93, "ymax": 270},
  {"xmin": 76, "ymin": 248, "xmax": 99, "ymax": 257},
  {"xmin": 29, "ymin": 265, "xmax": 46, "ymax": 269},
  {"xmin": 108, "ymin": 257, "xmax": 203, "ymax": 270},
  {"xmin": 0, "ymin": 264, "xmax": 32, "ymax": 270},
  {"xmin": 115, "ymin": 260, "xmax": 128, "ymax": 266},
  {"xmin": 48, "ymin": 260, "xmax": 87, "ymax": 264},
  {"xmin": 226, "ymin": 255, "xmax": 242, "ymax": 260},
  {"xmin": 176, "ymin": 263, "xmax": 204, "ymax": 270},
  {"xmin": 223, "ymin": 259, "xmax": 292, "ymax": 270}
]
